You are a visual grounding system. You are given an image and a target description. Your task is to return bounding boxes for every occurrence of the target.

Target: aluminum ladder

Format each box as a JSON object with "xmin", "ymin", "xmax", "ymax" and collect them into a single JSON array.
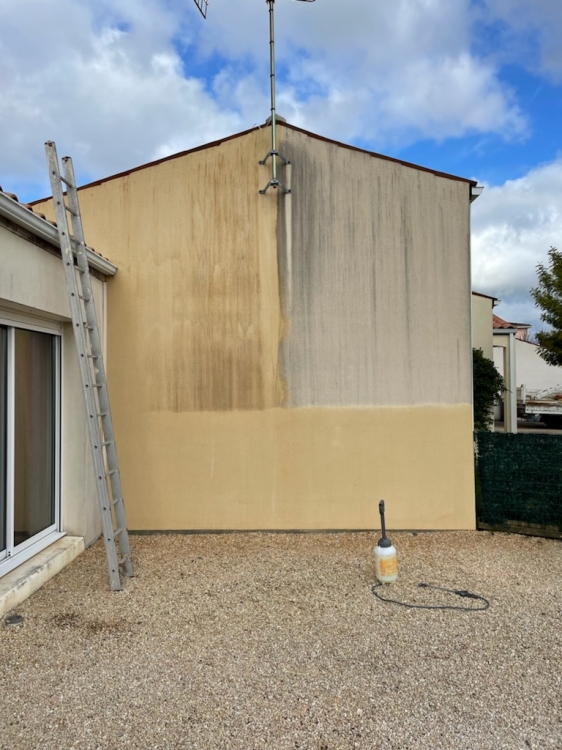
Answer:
[{"xmin": 45, "ymin": 141, "xmax": 134, "ymax": 591}]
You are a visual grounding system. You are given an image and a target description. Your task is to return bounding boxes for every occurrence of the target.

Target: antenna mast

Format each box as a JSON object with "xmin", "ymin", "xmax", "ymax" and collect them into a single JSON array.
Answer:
[
  {"xmin": 192, "ymin": 0, "xmax": 315, "ymax": 193},
  {"xmin": 259, "ymin": 0, "xmax": 315, "ymax": 195},
  {"xmin": 259, "ymin": 0, "xmax": 290, "ymax": 194}
]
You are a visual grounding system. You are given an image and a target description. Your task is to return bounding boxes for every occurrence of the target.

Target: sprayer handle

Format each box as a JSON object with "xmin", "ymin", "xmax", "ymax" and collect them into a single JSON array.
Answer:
[{"xmin": 379, "ymin": 499, "xmax": 387, "ymax": 539}]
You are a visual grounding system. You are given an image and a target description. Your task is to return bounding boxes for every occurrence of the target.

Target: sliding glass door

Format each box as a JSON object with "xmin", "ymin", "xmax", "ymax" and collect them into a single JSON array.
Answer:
[
  {"xmin": 14, "ymin": 329, "xmax": 57, "ymax": 546},
  {"xmin": 0, "ymin": 321, "xmax": 60, "ymax": 575}
]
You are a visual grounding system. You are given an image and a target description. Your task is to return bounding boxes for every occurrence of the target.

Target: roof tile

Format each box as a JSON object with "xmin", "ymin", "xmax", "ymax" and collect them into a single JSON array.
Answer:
[{"xmin": 493, "ymin": 314, "xmax": 530, "ymax": 330}]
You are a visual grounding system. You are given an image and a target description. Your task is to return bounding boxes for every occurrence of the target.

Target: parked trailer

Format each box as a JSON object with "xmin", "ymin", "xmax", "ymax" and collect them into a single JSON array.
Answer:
[{"xmin": 517, "ymin": 384, "xmax": 562, "ymax": 428}]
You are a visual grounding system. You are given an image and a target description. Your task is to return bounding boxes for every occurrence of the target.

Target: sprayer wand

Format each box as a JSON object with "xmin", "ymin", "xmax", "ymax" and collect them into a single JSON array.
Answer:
[{"xmin": 379, "ymin": 500, "xmax": 388, "ymax": 545}]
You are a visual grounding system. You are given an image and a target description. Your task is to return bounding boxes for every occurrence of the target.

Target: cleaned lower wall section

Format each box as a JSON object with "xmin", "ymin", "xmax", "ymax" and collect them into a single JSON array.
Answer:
[{"xmin": 124, "ymin": 404, "xmax": 475, "ymax": 531}]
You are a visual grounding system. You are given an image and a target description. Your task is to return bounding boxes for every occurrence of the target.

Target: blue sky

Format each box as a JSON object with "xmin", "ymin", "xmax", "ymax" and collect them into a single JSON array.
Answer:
[{"xmin": 1, "ymin": 0, "xmax": 561, "ymax": 331}]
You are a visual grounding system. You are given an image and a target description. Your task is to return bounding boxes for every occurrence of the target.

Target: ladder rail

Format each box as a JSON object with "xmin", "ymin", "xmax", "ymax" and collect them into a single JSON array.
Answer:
[
  {"xmin": 62, "ymin": 156, "xmax": 134, "ymax": 579},
  {"xmin": 45, "ymin": 141, "xmax": 133, "ymax": 590}
]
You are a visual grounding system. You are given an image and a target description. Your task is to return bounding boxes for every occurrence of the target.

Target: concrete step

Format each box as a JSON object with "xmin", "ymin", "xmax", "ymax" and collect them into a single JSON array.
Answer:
[{"xmin": 0, "ymin": 536, "xmax": 84, "ymax": 619}]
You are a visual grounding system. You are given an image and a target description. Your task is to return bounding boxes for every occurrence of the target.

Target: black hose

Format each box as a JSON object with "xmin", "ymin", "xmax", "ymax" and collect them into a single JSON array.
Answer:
[{"xmin": 371, "ymin": 582, "xmax": 490, "ymax": 611}]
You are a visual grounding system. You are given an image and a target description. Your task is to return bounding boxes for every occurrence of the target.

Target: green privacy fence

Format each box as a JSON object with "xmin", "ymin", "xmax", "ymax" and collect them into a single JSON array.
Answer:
[{"xmin": 474, "ymin": 432, "xmax": 562, "ymax": 539}]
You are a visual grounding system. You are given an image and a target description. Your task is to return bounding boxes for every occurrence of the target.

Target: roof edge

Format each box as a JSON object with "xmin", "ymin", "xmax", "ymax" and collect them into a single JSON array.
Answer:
[
  {"xmin": 279, "ymin": 122, "xmax": 479, "ymax": 187},
  {"xmin": 30, "ymin": 124, "xmax": 262, "ymax": 202},
  {"xmin": 0, "ymin": 191, "xmax": 117, "ymax": 276},
  {"xmin": 472, "ymin": 290, "xmax": 499, "ymax": 302},
  {"xmin": 30, "ymin": 120, "xmax": 478, "ymax": 202}
]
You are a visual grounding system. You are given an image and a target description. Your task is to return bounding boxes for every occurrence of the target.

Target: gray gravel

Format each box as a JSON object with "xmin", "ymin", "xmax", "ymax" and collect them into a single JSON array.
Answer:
[{"xmin": 1, "ymin": 531, "xmax": 561, "ymax": 750}]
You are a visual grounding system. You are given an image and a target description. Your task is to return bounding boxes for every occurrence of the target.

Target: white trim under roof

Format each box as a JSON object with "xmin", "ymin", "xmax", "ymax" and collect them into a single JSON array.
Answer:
[
  {"xmin": 0, "ymin": 191, "xmax": 117, "ymax": 277},
  {"xmin": 470, "ymin": 185, "xmax": 484, "ymax": 202}
]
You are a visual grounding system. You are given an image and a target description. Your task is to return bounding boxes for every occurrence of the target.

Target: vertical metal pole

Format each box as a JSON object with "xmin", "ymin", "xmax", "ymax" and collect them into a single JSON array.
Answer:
[
  {"xmin": 259, "ymin": 0, "xmax": 292, "ymax": 194},
  {"xmin": 267, "ymin": 0, "xmax": 278, "ymax": 183},
  {"xmin": 509, "ymin": 331, "xmax": 517, "ymax": 434}
]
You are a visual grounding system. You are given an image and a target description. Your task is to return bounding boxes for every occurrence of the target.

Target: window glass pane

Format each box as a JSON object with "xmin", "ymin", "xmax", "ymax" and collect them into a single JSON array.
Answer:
[
  {"xmin": 14, "ymin": 329, "xmax": 55, "ymax": 545},
  {"xmin": 0, "ymin": 326, "xmax": 6, "ymax": 553}
]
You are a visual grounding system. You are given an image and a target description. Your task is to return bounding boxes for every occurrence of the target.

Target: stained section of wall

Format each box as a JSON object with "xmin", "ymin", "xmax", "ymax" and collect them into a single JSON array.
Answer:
[
  {"xmin": 45, "ymin": 128, "xmax": 284, "ymax": 414},
  {"xmin": 277, "ymin": 127, "xmax": 472, "ymax": 407}
]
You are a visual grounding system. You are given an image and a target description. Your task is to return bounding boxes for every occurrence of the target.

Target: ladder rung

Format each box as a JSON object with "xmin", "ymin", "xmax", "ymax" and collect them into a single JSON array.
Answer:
[
  {"xmin": 83, "ymin": 322, "xmax": 94, "ymax": 330},
  {"xmin": 97, "ymin": 412, "xmax": 108, "ymax": 417},
  {"xmin": 106, "ymin": 469, "xmax": 117, "ymax": 477},
  {"xmin": 111, "ymin": 497, "xmax": 123, "ymax": 508},
  {"xmin": 92, "ymin": 383, "xmax": 103, "ymax": 388},
  {"xmin": 118, "ymin": 555, "xmax": 131, "ymax": 566},
  {"xmin": 102, "ymin": 440, "xmax": 114, "ymax": 447},
  {"xmin": 113, "ymin": 527, "xmax": 123, "ymax": 538},
  {"xmin": 64, "ymin": 203, "xmax": 77, "ymax": 217},
  {"xmin": 60, "ymin": 175, "xmax": 75, "ymax": 189},
  {"xmin": 87, "ymin": 354, "xmax": 100, "ymax": 359},
  {"xmin": 78, "ymin": 294, "xmax": 91, "ymax": 302}
]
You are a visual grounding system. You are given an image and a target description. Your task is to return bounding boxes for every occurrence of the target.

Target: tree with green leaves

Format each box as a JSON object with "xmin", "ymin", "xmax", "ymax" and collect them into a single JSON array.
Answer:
[
  {"xmin": 530, "ymin": 246, "xmax": 562, "ymax": 366},
  {"xmin": 473, "ymin": 348, "xmax": 505, "ymax": 432}
]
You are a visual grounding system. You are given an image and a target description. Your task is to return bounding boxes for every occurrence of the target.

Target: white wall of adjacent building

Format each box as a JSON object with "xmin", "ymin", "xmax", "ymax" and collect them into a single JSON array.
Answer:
[
  {"xmin": 494, "ymin": 338, "xmax": 562, "ymax": 394},
  {"xmin": 0, "ymin": 220, "xmax": 107, "ymax": 565}
]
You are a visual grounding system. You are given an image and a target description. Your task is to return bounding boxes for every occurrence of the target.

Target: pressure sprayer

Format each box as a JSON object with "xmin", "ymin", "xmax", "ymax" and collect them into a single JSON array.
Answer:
[
  {"xmin": 371, "ymin": 501, "xmax": 490, "ymax": 610},
  {"xmin": 374, "ymin": 500, "xmax": 398, "ymax": 583}
]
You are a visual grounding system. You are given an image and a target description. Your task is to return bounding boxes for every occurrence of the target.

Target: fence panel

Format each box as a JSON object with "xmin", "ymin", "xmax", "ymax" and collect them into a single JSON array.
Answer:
[{"xmin": 475, "ymin": 432, "xmax": 562, "ymax": 539}]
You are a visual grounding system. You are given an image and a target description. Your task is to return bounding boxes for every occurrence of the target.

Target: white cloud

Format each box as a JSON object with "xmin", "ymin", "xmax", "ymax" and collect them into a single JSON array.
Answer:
[
  {"xmin": 1, "ymin": 0, "xmax": 559, "ymax": 342},
  {"xmin": 0, "ymin": 0, "xmax": 530, "ymax": 201},
  {"xmin": 482, "ymin": 0, "xmax": 562, "ymax": 81},
  {"xmin": 0, "ymin": 0, "xmax": 243, "ymax": 199},
  {"xmin": 472, "ymin": 157, "xmax": 562, "ymax": 330},
  {"xmin": 196, "ymin": 0, "xmax": 527, "ymax": 146}
]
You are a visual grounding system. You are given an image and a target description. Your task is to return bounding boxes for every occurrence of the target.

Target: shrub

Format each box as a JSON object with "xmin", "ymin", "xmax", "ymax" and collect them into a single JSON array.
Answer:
[{"xmin": 473, "ymin": 348, "xmax": 505, "ymax": 431}]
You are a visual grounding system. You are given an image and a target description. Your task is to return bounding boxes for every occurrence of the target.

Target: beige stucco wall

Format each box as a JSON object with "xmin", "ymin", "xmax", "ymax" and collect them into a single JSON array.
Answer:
[
  {"xmin": 120, "ymin": 405, "xmax": 475, "ymax": 530},
  {"xmin": 0, "ymin": 222, "xmax": 104, "ymax": 545},
  {"xmin": 76, "ymin": 130, "xmax": 283, "ymax": 414},
  {"xmin": 35, "ymin": 127, "xmax": 476, "ymax": 530},
  {"xmin": 472, "ymin": 294, "xmax": 494, "ymax": 360},
  {"xmin": 278, "ymin": 127, "xmax": 473, "ymax": 407}
]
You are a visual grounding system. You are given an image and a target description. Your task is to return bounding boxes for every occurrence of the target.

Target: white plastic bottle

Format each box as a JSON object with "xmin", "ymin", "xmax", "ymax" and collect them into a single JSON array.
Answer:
[
  {"xmin": 374, "ymin": 499, "xmax": 398, "ymax": 583},
  {"xmin": 374, "ymin": 539, "xmax": 398, "ymax": 583}
]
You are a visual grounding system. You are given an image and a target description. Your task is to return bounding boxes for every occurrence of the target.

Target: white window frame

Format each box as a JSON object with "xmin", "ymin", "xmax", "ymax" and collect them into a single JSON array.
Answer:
[{"xmin": 0, "ymin": 310, "xmax": 64, "ymax": 577}]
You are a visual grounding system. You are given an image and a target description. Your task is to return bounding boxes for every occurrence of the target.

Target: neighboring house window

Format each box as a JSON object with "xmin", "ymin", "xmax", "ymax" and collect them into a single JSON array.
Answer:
[{"xmin": 0, "ymin": 320, "xmax": 60, "ymax": 576}]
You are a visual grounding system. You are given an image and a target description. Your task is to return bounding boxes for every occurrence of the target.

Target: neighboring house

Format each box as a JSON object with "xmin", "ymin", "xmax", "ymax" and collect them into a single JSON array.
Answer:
[
  {"xmin": 491, "ymin": 314, "xmax": 530, "ymax": 432},
  {"xmin": 0, "ymin": 186, "xmax": 115, "ymax": 613},
  {"xmin": 471, "ymin": 295, "xmax": 552, "ymax": 433},
  {"xmin": 493, "ymin": 313, "xmax": 562, "ymax": 427},
  {"xmin": 512, "ymin": 338, "xmax": 562, "ymax": 393},
  {"xmin": 32, "ymin": 121, "xmax": 481, "ymax": 535},
  {"xmin": 472, "ymin": 291, "xmax": 499, "ymax": 360}
]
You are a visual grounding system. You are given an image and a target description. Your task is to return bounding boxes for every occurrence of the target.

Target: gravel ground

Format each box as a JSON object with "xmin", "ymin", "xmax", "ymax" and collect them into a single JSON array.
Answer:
[{"xmin": 1, "ymin": 531, "xmax": 561, "ymax": 750}]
